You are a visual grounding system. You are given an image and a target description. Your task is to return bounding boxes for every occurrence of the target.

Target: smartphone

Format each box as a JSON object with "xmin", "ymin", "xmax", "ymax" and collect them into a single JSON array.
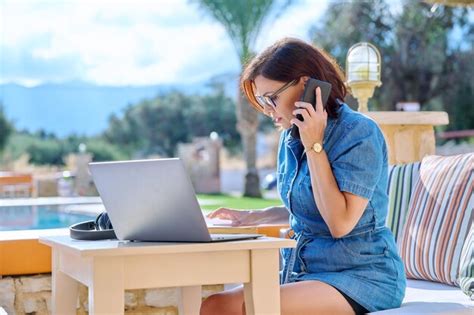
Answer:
[{"xmin": 290, "ymin": 78, "xmax": 332, "ymax": 139}]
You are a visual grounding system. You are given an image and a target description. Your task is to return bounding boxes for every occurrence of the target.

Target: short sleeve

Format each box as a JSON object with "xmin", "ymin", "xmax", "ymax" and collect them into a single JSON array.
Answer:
[{"xmin": 331, "ymin": 119, "xmax": 384, "ymax": 200}]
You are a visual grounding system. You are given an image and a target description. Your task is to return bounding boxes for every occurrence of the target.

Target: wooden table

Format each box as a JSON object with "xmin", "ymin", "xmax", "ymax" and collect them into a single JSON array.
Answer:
[
  {"xmin": 39, "ymin": 235, "xmax": 295, "ymax": 315},
  {"xmin": 207, "ymin": 224, "xmax": 290, "ymax": 238}
]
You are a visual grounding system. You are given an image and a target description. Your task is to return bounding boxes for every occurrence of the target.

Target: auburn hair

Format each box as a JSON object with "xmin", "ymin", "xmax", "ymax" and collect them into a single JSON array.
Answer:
[{"xmin": 240, "ymin": 37, "xmax": 347, "ymax": 119}]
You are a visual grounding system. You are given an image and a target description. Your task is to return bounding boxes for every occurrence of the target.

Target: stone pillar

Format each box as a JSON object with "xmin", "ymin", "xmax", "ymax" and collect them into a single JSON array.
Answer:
[
  {"xmin": 364, "ymin": 111, "xmax": 449, "ymax": 164},
  {"xmin": 177, "ymin": 134, "xmax": 222, "ymax": 194},
  {"xmin": 74, "ymin": 153, "xmax": 97, "ymax": 196},
  {"xmin": 65, "ymin": 146, "xmax": 98, "ymax": 196}
]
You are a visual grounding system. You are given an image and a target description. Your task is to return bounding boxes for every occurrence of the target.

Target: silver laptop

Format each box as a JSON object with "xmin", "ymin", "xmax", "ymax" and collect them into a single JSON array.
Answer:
[{"xmin": 88, "ymin": 158, "xmax": 263, "ymax": 242}]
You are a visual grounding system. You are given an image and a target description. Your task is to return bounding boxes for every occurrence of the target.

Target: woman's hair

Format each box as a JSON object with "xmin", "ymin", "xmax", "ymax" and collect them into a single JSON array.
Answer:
[{"xmin": 240, "ymin": 37, "xmax": 347, "ymax": 119}]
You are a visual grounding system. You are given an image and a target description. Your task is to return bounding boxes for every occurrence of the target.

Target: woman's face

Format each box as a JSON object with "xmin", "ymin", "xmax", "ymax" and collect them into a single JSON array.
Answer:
[{"xmin": 254, "ymin": 75, "xmax": 308, "ymax": 129}]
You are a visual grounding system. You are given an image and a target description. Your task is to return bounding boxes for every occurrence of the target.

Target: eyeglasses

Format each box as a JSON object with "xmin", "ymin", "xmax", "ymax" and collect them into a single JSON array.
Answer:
[{"xmin": 254, "ymin": 79, "xmax": 298, "ymax": 111}]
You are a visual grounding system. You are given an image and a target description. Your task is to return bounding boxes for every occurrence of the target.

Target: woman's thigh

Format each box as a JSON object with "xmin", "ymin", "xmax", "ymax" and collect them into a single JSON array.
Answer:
[{"xmin": 200, "ymin": 280, "xmax": 355, "ymax": 315}]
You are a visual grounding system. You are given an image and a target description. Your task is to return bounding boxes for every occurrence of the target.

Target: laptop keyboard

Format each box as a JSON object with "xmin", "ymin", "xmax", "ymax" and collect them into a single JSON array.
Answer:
[{"xmin": 210, "ymin": 234, "xmax": 262, "ymax": 241}]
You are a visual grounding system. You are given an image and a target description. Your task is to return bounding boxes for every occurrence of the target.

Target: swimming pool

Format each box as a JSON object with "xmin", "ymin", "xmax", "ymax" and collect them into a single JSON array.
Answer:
[{"xmin": 0, "ymin": 205, "xmax": 97, "ymax": 231}]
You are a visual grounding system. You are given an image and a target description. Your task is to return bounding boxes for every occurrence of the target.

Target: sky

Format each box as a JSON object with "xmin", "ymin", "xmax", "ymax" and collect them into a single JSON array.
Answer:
[{"xmin": 0, "ymin": 0, "xmax": 333, "ymax": 87}]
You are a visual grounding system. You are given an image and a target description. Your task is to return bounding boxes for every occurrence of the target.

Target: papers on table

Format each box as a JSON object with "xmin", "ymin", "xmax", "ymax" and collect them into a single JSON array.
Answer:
[{"xmin": 204, "ymin": 217, "xmax": 234, "ymax": 226}]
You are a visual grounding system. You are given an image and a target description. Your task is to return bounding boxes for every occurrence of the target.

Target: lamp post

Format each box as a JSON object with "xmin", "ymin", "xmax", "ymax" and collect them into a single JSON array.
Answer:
[
  {"xmin": 345, "ymin": 43, "xmax": 449, "ymax": 166},
  {"xmin": 346, "ymin": 42, "xmax": 382, "ymax": 112}
]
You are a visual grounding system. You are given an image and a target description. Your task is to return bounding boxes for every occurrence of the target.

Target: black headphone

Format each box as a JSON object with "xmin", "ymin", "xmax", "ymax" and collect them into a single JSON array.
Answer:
[{"xmin": 69, "ymin": 211, "xmax": 117, "ymax": 240}]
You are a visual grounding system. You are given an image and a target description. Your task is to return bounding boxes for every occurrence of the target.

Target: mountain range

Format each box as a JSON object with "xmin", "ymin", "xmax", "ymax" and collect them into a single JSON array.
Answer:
[{"xmin": 0, "ymin": 74, "xmax": 238, "ymax": 137}]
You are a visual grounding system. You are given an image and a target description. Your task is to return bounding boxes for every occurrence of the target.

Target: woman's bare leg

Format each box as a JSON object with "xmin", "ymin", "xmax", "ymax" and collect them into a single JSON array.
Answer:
[
  {"xmin": 278, "ymin": 281, "xmax": 355, "ymax": 315},
  {"xmin": 200, "ymin": 285, "xmax": 245, "ymax": 315},
  {"xmin": 200, "ymin": 280, "xmax": 356, "ymax": 315}
]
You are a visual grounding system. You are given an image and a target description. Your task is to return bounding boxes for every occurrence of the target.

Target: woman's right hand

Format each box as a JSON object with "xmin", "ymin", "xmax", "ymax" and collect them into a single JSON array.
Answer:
[{"xmin": 206, "ymin": 207, "xmax": 252, "ymax": 226}]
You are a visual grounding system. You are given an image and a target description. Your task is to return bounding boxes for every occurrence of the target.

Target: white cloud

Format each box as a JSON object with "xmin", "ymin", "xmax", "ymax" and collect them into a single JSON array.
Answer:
[
  {"xmin": 0, "ymin": 0, "xmax": 329, "ymax": 86},
  {"xmin": 255, "ymin": 0, "xmax": 329, "ymax": 51}
]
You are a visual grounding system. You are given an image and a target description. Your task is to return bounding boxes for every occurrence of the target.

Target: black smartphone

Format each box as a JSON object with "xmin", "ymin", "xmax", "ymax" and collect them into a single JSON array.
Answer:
[{"xmin": 290, "ymin": 78, "xmax": 332, "ymax": 139}]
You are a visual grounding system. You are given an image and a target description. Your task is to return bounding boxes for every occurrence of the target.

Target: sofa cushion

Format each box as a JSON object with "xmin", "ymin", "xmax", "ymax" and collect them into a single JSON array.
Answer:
[
  {"xmin": 386, "ymin": 162, "xmax": 421, "ymax": 244},
  {"xmin": 459, "ymin": 224, "xmax": 474, "ymax": 299},
  {"xmin": 370, "ymin": 279, "xmax": 474, "ymax": 314},
  {"xmin": 400, "ymin": 153, "xmax": 473, "ymax": 286}
]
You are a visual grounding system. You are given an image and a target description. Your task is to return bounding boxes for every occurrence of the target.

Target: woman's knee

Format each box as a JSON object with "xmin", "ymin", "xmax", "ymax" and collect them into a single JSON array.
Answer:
[
  {"xmin": 200, "ymin": 294, "xmax": 221, "ymax": 315},
  {"xmin": 200, "ymin": 290, "xmax": 244, "ymax": 315}
]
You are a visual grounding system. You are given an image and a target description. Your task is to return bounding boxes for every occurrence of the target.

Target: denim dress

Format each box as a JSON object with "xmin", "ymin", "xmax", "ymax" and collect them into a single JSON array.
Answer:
[{"xmin": 277, "ymin": 103, "xmax": 406, "ymax": 312}]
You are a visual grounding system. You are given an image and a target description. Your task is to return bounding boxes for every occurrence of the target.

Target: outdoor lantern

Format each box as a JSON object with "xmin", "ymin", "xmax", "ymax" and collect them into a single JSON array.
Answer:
[{"xmin": 346, "ymin": 42, "xmax": 382, "ymax": 112}]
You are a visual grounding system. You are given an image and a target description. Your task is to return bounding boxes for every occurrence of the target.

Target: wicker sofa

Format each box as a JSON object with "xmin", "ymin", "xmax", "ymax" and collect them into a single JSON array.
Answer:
[{"xmin": 371, "ymin": 153, "xmax": 473, "ymax": 314}]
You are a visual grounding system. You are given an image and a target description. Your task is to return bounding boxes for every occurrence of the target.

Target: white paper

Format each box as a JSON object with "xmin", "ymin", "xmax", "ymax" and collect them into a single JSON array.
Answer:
[{"xmin": 204, "ymin": 217, "xmax": 234, "ymax": 226}]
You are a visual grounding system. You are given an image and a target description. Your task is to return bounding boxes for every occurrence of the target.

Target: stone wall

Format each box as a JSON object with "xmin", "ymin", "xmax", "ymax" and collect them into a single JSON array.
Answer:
[{"xmin": 0, "ymin": 274, "xmax": 224, "ymax": 315}]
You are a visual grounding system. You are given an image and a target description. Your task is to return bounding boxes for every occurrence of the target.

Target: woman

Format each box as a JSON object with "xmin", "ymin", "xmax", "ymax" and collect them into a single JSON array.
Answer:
[{"xmin": 201, "ymin": 38, "xmax": 406, "ymax": 315}]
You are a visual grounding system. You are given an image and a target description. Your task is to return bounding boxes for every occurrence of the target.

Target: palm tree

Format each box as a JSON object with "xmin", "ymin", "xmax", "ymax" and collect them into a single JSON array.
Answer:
[
  {"xmin": 195, "ymin": 0, "xmax": 293, "ymax": 197},
  {"xmin": 0, "ymin": 103, "xmax": 12, "ymax": 153}
]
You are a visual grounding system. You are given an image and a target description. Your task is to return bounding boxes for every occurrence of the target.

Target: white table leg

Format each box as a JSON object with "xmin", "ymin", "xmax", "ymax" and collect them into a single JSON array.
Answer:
[
  {"xmin": 89, "ymin": 257, "xmax": 124, "ymax": 315},
  {"xmin": 178, "ymin": 285, "xmax": 202, "ymax": 315},
  {"xmin": 244, "ymin": 249, "xmax": 281, "ymax": 315},
  {"xmin": 52, "ymin": 248, "xmax": 79, "ymax": 315}
]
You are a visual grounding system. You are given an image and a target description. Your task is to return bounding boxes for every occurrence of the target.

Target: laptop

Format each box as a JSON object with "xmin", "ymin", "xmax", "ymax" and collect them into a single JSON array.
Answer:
[{"xmin": 88, "ymin": 158, "xmax": 263, "ymax": 242}]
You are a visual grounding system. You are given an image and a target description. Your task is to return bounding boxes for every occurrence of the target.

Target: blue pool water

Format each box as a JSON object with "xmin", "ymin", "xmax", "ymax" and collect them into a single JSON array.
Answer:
[{"xmin": 0, "ymin": 205, "xmax": 97, "ymax": 231}]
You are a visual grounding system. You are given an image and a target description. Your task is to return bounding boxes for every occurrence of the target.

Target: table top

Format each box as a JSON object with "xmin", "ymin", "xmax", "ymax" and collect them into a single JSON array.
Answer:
[{"xmin": 39, "ymin": 235, "xmax": 296, "ymax": 257}]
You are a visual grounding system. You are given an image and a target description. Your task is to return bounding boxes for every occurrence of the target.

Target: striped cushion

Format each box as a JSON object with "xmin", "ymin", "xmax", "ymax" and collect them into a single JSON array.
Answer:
[
  {"xmin": 386, "ymin": 162, "xmax": 421, "ymax": 244},
  {"xmin": 459, "ymin": 223, "xmax": 474, "ymax": 299},
  {"xmin": 400, "ymin": 153, "xmax": 473, "ymax": 286}
]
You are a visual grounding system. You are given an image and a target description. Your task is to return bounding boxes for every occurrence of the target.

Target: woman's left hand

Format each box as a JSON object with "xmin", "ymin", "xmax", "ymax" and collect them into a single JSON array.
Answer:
[{"xmin": 291, "ymin": 86, "xmax": 328, "ymax": 150}]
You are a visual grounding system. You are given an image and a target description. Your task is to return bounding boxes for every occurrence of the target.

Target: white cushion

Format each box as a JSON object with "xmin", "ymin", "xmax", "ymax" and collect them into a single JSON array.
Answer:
[{"xmin": 371, "ymin": 279, "xmax": 474, "ymax": 314}]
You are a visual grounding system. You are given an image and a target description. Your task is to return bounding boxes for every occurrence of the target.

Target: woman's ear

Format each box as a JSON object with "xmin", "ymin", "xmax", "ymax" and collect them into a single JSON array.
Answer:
[{"xmin": 299, "ymin": 76, "xmax": 310, "ymax": 90}]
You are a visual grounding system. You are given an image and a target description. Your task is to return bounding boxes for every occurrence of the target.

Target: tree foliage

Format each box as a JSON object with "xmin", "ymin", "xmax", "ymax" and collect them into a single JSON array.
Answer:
[{"xmin": 310, "ymin": 0, "xmax": 473, "ymax": 121}]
